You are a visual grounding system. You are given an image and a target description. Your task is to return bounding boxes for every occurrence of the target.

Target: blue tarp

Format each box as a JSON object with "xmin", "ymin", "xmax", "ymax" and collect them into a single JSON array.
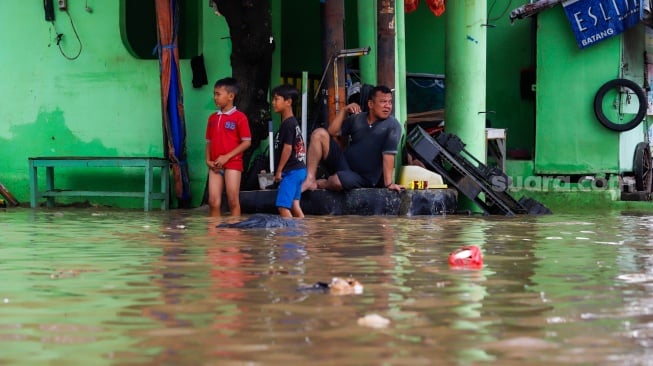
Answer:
[{"xmin": 156, "ymin": 0, "xmax": 192, "ymax": 208}]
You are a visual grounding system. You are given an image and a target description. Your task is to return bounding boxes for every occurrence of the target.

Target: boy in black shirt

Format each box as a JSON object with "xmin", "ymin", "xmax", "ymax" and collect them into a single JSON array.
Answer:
[{"xmin": 271, "ymin": 84, "xmax": 307, "ymax": 218}]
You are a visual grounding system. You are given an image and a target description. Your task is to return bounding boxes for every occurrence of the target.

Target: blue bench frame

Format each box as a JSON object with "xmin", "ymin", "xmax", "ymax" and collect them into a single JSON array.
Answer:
[{"xmin": 29, "ymin": 157, "xmax": 170, "ymax": 211}]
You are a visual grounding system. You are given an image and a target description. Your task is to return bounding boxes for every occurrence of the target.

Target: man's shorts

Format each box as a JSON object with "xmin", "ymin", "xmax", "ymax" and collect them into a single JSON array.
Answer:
[
  {"xmin": 276, "ymin": 167, "xmax": 307, "ymax": 209},
  {"xmin": 324, "ymin": 139, "xmax": 372, "ymax": 190}
]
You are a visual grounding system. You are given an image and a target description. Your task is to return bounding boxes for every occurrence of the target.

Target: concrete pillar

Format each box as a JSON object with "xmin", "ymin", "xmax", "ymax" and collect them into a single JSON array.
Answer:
[
  {"xmin": 445, "ymin": 0, "xmax": 487, "ymax": 162},
  {"xmin": 357, "ymin": 0, "xmax": 377, "ymax": 85},
  {"xmin": 395, "ymin": 0, "xmax": 406, "ymax": 129},
  {"xmin": 394, "ymin": 0, "xmax": 407, "ymax": 175}
]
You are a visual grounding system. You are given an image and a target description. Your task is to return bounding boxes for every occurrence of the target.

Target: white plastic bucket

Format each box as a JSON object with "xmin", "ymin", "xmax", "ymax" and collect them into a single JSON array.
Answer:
[{"xmin": 258, "ymin": 172, "xmax": 275, "ymax": 190}]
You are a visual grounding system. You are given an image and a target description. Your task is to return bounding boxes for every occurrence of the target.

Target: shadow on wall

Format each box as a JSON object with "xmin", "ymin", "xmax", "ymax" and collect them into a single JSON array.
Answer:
[{"xmin": 1, "ymin": 109, "xmax": 120, "ymax": 167}]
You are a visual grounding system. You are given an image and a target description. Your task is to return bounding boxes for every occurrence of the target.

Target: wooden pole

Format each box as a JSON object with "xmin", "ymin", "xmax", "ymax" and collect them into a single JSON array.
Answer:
[
  {"xmin": 321, "ymin": 0, "xmax": 346, "ymax": 124},
  {"xmin": 0, "ymin": 181, "xmax": 19, "ymax": 206},
  {"xmin": 377, "ymin": 0, "xmax": 395, "ymax": 90}
]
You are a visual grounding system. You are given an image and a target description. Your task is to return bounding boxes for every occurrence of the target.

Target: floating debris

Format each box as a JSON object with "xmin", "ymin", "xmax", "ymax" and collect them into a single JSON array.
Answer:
[
  {"xmin": 217, "ymin": 214, "xmax": 298, "ymax": 229},
  {"xmin": 50, "ymin": 269, "xmax": 98, "ymax": 280},
  {"xmin": 448, "ymin": 245, "xmax": 483, "ymax": 269},
  {"xmin": 357, "ymin": 314, "xmax": 391, "ymax": 329},
  {"xmin": 297, "ymin": 277, "xmax": 363, "ymax": 295}
]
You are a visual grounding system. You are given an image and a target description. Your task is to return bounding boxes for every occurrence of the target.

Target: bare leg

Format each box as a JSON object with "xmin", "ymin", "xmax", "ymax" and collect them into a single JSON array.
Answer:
[
  {"xmin": 278, "ymin": 207, "xmax": 293, "ymax": 218},
  {"xmin": 290, "ymin": 199, "xmax": 304, "ymax": 218},
  {"xmin": 207, "ymin": 170, "xmax": 224, "ymax": 217},
  {"xmin": 301, "ymin": 128, "xmax": 331, "ymax": 192},
  {"xmin": 224, "ymin": 169, "xmax": 242, "ymax": 216}
]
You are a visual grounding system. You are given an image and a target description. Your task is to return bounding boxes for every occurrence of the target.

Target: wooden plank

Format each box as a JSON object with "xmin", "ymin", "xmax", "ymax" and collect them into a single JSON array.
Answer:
[
  {"xmin": 40, "ymin": 191, "xmax": 168, "ymax": 199},
  {"xmin": 407, "ymin": 109, "xmax": 445, "ymax": 124},
  {"xmin": 0, "ymin": 181, "xmax": 19, "ymax": 206},
  {"xmin": 29, "ymin": 156, "xmax": 168, "ymax": 161},
  {"xmin": 41, "ymin": 191, "xmax": 145, "ymax": 198},
  {"xmin": 29, "ymin": 157, "xmax": 168, "ymax": 168}
]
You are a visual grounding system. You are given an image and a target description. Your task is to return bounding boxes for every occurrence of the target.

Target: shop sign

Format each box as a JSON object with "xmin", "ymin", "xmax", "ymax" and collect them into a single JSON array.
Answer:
[{"xmin": 563, "ymin": 0, "xmax": 643, "ymax": 49}]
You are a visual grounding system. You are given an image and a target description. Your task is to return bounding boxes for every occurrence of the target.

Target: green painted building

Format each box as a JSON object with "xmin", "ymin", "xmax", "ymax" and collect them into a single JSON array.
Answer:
[{"xmin": 1, "ymin": 0, "xmax": 650, "ymax": 212}]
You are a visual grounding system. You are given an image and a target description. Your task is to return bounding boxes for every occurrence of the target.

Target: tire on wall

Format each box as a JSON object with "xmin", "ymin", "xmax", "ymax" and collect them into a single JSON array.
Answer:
[{"xmin": 593, "ymin": 78, "xmax": 647, "ymax": 132}]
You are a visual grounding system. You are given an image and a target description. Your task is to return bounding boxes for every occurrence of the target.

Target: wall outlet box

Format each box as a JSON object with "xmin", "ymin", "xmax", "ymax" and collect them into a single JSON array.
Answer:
[{"xmin": 58, "ymin": 0, "xmax": 67, "ymax": 10}]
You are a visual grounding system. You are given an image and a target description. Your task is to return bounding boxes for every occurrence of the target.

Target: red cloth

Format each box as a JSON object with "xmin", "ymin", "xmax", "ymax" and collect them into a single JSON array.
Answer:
[
  {"xmin": 426, "ymin": 0, "xmax": 445, "ymax": 16},
  {"xmin": 205, "ymin": 108, "xmax": 252, "ymax": 171},
  {"xmin": 405, "ymin": 0, "xmax": 419, "ymax": 13}
]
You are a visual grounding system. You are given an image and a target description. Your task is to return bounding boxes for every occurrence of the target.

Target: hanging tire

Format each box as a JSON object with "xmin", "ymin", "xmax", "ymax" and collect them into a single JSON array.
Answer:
[
  {"xmin": 634, "ymin": 142, "xmax": 652, "ymax": 192},
  {"xmin": 593, "ymin": 78, "xmax": 647, "ymax": 132}
]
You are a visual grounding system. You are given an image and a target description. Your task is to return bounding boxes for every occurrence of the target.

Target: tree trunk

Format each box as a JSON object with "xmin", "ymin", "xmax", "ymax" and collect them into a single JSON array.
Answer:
[
  {"xmin": 321, "ymin": 0, "xmax": 345, "ymax": 126},
  {"xmin": 215, "ymin": 0, "xmax": 274, "ymax": 168}
]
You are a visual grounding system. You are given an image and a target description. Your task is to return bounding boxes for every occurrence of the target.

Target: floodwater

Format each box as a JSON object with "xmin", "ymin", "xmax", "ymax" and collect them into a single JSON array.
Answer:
[{"xmin": 1, "ymin": 208, "xmax": 653, "ymax": 365}]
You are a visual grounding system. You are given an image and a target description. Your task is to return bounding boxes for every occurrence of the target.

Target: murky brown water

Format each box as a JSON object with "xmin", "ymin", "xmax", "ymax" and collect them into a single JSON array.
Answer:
[{"xmin": 1, "ymin": 208, "xmax": 653, "ymax": 365}]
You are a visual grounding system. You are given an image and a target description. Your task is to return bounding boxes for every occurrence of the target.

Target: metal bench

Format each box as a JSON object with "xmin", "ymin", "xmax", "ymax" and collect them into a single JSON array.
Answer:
[{"xmin": 29, "ymin": 157, "xmax": 170, "ymax": 211}]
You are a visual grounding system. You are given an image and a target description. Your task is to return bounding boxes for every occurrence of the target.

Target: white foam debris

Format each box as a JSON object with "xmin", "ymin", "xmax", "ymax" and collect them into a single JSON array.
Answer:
[{"xmin": 357, "ymin": 314, "xmax": 391, "ymax": 329}]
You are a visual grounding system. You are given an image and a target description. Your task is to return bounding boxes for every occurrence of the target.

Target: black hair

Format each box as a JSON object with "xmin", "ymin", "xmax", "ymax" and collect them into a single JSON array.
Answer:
[
  {"xmin": 214, "ymin": 77, "xmax": 239, "ymax": 95},
  {"xmin": 271, "ymin": 84, "xmax": 299, "ymax": 106},
  {"xmin": 369, "ymin": 85, "xmax": 392, "ymax": 101}
]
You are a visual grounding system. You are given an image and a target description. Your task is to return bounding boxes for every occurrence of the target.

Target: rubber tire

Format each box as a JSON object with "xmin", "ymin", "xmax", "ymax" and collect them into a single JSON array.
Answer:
[
  {"xmin": 593, "ymin": 78, "xmax": 647, "ymax": 132},
  {"xmin": 634, "ymin": 142, "xmax": 652, "ymax": 192}
]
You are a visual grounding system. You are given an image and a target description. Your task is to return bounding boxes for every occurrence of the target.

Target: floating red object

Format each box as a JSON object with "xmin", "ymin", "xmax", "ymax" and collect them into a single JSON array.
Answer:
[
  {"xmin": 425, "ymin": 0, "xmax": 445, "ymax": 17},
  {"xmin": 448, "ymin": 245, "xmax": 483, "ymax": 269},
  {"xmin": 405, "ymin": 0, "xmax": 419, "ymax": 14}
]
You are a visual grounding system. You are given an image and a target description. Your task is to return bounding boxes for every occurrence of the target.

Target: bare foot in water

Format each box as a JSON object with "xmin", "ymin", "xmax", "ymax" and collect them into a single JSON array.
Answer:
[{"xmin": 301, "ymin": 178, "xmax": 317, "ymax": 192}]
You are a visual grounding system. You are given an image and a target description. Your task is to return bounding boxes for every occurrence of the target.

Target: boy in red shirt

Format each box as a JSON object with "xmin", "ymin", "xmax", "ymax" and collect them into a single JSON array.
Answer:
[{"xmin": 205, "ymin": 77, "xmax": 252, "ymax": 216}]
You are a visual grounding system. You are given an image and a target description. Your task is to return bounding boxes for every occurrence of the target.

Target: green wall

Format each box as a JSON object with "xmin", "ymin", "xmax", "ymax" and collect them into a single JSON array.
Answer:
[
  {"xmin": 535, "ymin": 7, "xmax": 621, "ymax": 174},
  {"xmin": 0, "ymin": 1, "xmax": 231, "ymax": 208},
  {"xmin": 404, "ymin": 3, "xmax": 445, "ymax": 74},
  {"xmin": 0, "ymin": 0, "xmax": 576, "ymax": 207},
  {"xmin": 280, "ymin": 0, "xmax": 322, "ymax": 75},
  {"xmin": 280, "ymin": 0, "xmax": 360, "ymax": 76},
  {"xmin": 486, "ymin": 1, "xmax": 536, "ymax": 155},
  {"xmin": 279, "ymin": 1, "xmax": 536, "ymax": 154},
  {"xmin": 403, "ymin": 1, "xmax": 535, "ymax": 153}
]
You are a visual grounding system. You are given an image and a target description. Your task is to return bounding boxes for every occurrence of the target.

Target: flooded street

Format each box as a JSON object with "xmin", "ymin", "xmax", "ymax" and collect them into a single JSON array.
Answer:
[{"xmin": 1, "ymin": 208, "xmax": 652, "ymax": 365}]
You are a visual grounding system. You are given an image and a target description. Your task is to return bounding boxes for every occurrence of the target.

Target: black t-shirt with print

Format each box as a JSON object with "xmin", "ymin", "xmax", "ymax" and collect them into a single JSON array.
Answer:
[{"xmin": 273, "ymin": 116, "xmax": 306, "ymax": 172}]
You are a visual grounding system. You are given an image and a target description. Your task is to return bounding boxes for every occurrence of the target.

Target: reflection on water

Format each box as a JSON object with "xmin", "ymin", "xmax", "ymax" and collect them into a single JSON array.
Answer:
[{"xmin": 1, "ymin": 208, "xmax": 653, "ymax": 365}]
